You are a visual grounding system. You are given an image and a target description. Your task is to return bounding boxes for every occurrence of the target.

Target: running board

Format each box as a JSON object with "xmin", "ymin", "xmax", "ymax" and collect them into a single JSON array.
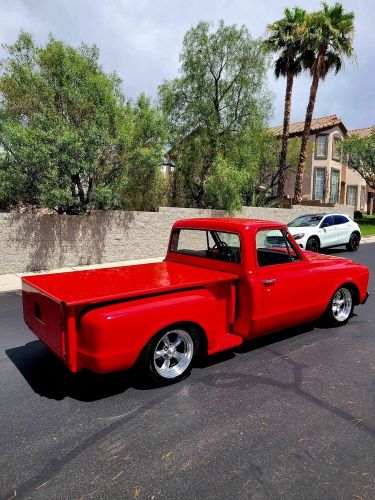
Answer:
[{"xmin": 208, "ymin": 333, "xmax": 243, "ymax": 355}]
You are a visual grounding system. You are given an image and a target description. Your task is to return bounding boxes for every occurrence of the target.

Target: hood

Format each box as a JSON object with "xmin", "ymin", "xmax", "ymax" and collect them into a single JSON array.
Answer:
[
  {"xmin": 303, "ymin": 251, "xmax": 358, "ymax": 267},
  {"xmin": 288, "ymin": 226, "xmax": 315, "ymax": 235}
]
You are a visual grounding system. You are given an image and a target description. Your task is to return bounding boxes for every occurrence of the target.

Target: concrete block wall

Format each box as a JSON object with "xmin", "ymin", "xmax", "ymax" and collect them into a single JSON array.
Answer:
[{"xmin": 0, "ymin": 204, "xmax": 354, "ymax": 274}]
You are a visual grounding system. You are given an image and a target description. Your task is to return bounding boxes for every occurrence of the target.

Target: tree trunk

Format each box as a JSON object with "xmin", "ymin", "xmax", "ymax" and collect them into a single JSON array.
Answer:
[
  {"xmin": 294, "ymin": 53, "xmax": 325, "ymax": 204},
  {"xmin": 277, "ymin": 70, "xmax": 294, "ymax": 198}
]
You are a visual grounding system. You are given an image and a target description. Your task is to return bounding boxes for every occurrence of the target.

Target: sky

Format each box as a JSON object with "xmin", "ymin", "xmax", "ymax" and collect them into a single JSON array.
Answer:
[{"xmin": 0, "ymin": 0, "xmax": 374, "ymax": 130}]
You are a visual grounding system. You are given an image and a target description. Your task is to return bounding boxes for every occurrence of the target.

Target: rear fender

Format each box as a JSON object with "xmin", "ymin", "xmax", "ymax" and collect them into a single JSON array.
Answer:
[{"xmin": 77, "ymin": 287, "xmax": 228, "ymax": 373}]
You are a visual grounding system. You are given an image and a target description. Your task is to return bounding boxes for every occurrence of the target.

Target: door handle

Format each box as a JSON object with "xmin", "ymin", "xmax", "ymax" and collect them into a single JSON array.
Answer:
[{"xmin": 263, "ymin": 279, "xmax": 277, "ymax": 286}]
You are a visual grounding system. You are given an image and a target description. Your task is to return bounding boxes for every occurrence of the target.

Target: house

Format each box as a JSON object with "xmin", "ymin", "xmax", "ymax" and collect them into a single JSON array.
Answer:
[{"xmin": 270, "ymin": 115, "xmax": 374, "ymax": 213}]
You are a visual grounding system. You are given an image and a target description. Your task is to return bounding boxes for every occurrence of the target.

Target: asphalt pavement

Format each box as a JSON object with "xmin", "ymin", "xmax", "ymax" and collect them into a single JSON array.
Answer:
[{"xmin": 1, "ymin": 244, "xmax": 375, "ymax": 500}]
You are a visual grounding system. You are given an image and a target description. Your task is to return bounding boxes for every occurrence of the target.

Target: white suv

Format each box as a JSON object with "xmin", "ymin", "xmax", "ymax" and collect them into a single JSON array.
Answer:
[{"xmin": 287, "ymin": 213, "xmax": 361, "ymax": 252}]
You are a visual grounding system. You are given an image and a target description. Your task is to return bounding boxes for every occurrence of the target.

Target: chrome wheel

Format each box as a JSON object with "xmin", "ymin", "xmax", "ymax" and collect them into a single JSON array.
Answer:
[
  {"xmin": 332, "ymin": 288, "xmax": 352, "ymax": 322},
  {"xmin": 153, "ymin": 329, "xmax": 194, "ymax": 379}
]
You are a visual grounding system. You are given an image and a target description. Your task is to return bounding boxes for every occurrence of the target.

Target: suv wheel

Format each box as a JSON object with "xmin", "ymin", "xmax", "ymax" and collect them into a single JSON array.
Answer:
[
  {"xmin": 346, "ymin": 232, "xmax": 360, "ymax": 252},
  {"xmin": 306, "ymin": 236, "xmax": 320, "ymax": 252}
]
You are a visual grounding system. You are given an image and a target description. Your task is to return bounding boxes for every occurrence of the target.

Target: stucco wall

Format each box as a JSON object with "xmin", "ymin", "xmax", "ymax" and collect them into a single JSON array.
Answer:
[{"xmin": 0, "ymin": 204, "xmax": 354, "ymax": 274}]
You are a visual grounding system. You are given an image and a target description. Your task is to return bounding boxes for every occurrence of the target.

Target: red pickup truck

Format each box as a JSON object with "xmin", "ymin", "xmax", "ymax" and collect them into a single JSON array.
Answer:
[{"xmin": 22, "ymin": 218, "xmax": 369, "ymax": 384}]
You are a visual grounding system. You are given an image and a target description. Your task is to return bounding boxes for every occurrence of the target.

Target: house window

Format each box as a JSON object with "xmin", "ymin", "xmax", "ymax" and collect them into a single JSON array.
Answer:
[
  {"xmin": 346, "ymin": 185, "xmax": 358, "ymax": 207},
  {"xmin": 360, "ymin": 186, "xmax": 366, "ymax": 211},
  {"xmin": 315, "ymin": 134, "xmax": 328, "ymax": 158},
  {"xmin": 314, "ymin": 168, "xmax": 326, "ymax": 201},
  {"xmin": 332, "ymin": 135, "xmax": 342, "ymax": 161},
  {"xmin": 330, "ymin": 169, "xmax": 340, "ymax": 204}
]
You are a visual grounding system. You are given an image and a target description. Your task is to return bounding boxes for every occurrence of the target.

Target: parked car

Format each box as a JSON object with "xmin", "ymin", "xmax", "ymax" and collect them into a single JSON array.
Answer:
[
  {"xmin": 287, "ymin": 213, "xmax": 361, "ymax": 252},
  {"xmin": 22, "ymin": 218, "xmax": 369, "ymax": 385}
]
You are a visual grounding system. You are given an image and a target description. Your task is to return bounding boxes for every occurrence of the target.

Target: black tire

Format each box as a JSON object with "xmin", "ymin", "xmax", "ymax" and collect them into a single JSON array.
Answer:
[
  {"xmin": 346, "ymin": 232, "xmax": 360, "ymax": 252},
  {"xmin": 323, "ymin": 286, "xmax": 354, "ymax": 327},
  {"xmin": 306, "ymin": 236, "xmax": 320, "ymax": 253},
  {"xmin": 137, "ymin": 325, "xmax": 201, "ymax": 386}
]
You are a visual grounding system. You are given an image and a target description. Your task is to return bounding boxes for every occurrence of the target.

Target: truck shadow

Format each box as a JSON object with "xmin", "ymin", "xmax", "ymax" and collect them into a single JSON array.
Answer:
[
  {"xmin": 6, "ymin": 322, "xmax": 320, "ymax": 402},
  {"xmin": 5, "ymin": 340, "xmax": 134, "ymax": 402}
]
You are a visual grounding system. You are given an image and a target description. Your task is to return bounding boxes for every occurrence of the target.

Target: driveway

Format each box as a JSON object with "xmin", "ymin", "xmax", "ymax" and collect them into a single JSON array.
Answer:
[{"xmin": 1, "ymin": 245, "xmax": 375, "ymax": 500}]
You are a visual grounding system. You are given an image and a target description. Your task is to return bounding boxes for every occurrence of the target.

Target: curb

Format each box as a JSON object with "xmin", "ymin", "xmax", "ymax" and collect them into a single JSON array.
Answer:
[{"xmin": 361, "ymin": 235, "xmax": 375, "ymax": 244}]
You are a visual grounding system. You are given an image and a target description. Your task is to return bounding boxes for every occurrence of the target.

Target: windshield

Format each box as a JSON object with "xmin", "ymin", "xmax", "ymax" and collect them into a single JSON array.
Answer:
[{"xmin": 288, "ymin": 215, "xmax": 323, "ymax": 228}]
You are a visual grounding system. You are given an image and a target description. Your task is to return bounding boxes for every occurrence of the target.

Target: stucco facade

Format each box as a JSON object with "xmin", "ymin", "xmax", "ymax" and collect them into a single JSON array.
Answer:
[{"xmin": 271, "ymin": 115, "xmax": 371, "ymax": 212}]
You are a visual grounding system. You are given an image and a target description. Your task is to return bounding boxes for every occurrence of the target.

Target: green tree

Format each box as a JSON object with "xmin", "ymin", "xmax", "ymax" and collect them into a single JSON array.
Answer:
[
  {"xmin": 264, "ymin": 7, "xmax": 310, "ymax": 198},
  {"xmin": 342, "ymin": 130, "xmax": 375, "ymax": 189},
  {"xmin": 117, "ymin": 94, "xmax": 167, "ymax": 211},
  {"xmin": 0, "ymin": 32, "xmax": 166, "ymax": 213},
  {"xmin": 294, "ymin": 2, "xmax": 355, "ymax": 203},
  {"xmin": 159, "ymin": 20, "xmax": 271, "ymax": 211}
]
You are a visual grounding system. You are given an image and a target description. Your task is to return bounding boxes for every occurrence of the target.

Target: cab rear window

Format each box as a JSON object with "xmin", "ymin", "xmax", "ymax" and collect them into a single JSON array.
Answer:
[{"xmin": 170, "ymin": 228, "xmax": 241, "ymax": 264}]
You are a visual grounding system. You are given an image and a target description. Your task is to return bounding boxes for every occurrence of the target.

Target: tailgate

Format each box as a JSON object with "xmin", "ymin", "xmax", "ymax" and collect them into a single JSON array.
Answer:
[{"xmin": 22, "ymin": 281, "xmax": 66, "ymax": 359}]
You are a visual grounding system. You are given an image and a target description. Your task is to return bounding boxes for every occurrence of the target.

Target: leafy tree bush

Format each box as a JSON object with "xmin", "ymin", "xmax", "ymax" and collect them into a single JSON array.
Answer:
[
  {"xmin": 159, "ymin": 20, "xmax": 273, "ymax": 212},
  {"xmin": 342, "ymin": 130, "xmax": 375, "ymax": 190},
  {"xmin": 0, "ymin": 33, "xmax": 166, "ymax": 213}
]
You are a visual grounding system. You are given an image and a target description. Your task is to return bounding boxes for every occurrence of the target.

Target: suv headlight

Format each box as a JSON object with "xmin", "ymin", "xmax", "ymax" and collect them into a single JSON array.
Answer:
[{"xmin": 292, "ymin": 233, "xmax": 305, "ymax": 240}]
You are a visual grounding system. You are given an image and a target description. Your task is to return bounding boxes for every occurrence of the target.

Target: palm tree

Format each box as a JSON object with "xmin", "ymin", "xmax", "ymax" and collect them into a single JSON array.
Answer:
[
  {"xmin": 264, "ymin": 7, "xmax": 308, "ymax": 198},
  {"xmin": 294, "ymin": 2, "xmax": 355, "ymax": 204}
]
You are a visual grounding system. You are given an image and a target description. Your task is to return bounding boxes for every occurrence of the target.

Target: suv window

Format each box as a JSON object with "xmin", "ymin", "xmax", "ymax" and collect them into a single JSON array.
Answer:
[
  {"xmin": 256, "ymin": 229, "xmax": 300, "ymax": 267},
  {"xmin": 170, "ymin": 228, "xmax": 241, "ymax": 263},
  {"xmin": 333, "ymin": 215, "xmax": 349, "ymax": 225},
  {"xmin": 321, "ymin": 215, "xmax": 334, "ymax": 227}
]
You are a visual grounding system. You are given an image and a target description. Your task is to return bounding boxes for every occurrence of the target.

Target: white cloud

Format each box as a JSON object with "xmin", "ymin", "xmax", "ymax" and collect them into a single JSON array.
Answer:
[{"xmin": 0, "ymin": 0, "xmax": 373, "ymax": 129}]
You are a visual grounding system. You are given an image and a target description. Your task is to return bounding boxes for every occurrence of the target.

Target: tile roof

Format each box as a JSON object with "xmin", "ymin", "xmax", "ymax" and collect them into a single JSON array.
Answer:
[
  {"xmin": 270, "ymin": 114, "xmax": 345, "ymax": 137},
  {"xmin": 348, "ymin": 126, "xmax": 375, "ymax": 138}
]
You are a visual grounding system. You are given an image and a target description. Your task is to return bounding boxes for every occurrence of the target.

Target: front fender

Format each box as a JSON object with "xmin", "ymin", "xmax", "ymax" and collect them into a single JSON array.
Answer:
[{"xmin": 77, "ymin": 287, "xmax": 228, "ymax": 373}]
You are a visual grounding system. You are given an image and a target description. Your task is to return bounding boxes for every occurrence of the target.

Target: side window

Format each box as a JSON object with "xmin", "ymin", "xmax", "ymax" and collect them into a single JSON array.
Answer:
[
  {"xmin": 332, "ymin": 135, "xmax": 342, "ymax": 161},
  {"xmin": 314, "ymin": 168, "xmax": 326, "ymax": 201},
  {"xmin": 256, "ymin": 229, "xmax": 300, "ymax": 267},
  {"xmin": 321, "ymin": 215, "xmax": 334, "ymax": 227},
  {"xmin": 333, "ymin": 215, "xmax": 349, "ymax": 225},
  {"xmin": 315, "ymin": 134, "xmax": 328, "ymax": 158},
  {"xmin": 346, "ymin": 186, "xmax": 358, "ymax": 206}
]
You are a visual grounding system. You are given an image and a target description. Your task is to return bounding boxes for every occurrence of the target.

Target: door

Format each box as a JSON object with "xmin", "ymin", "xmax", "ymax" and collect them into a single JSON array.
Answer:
[
  {"xmin": 254, "ymin": 229, "xmax": 321, "ymax": 334},
  {"xmin": 318, "ymin": 215, "xmax": 338, "ymax": 248},
  {"xmin": 333, "ymin": 214, "xmax": 352, "ymax": 244}
]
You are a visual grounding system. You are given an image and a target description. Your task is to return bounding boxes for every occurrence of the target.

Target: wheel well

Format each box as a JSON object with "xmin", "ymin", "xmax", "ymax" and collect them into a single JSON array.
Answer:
[
  {"xmin": 307, "ymin": 235, "xmax": 320, "ymax": 245},
  {"xmin": 156, "ymin": 321, "xmax": 208, "ymax": 355},
  {"xmin": 341, "ymin": 282, "xmax": 360, "ymax": 306},
  {"xmin": 351, "ymin": 230, "xmax": 361, "ymax": 240}
]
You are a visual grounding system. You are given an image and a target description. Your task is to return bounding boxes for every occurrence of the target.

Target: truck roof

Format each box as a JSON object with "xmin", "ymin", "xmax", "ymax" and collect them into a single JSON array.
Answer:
[
  {"xmin": 22, "ymin": 261, "xmax": 238, "ymax": 307},
  {"xmin": 173, "ymin": 218, "xmax": 285, "ymax": 231}
]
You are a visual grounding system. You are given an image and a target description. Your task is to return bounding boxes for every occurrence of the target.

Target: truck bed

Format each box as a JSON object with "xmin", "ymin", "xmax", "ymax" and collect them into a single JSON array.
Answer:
[
  {"xmin": 22, "ymin": 261, "xmax": 238, "ymax": 371},
  {"xmin": 22, "ymin": 261, "xmax": 238, "ymax": 307}
]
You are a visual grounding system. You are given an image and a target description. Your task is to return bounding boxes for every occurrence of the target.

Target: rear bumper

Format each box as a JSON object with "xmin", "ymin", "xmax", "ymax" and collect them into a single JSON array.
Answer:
[{"xmin": 77, "ymin": 349, "xmax": 139, "ymax": 373}]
